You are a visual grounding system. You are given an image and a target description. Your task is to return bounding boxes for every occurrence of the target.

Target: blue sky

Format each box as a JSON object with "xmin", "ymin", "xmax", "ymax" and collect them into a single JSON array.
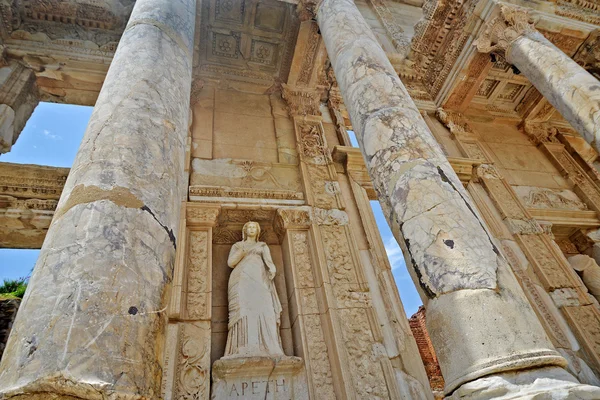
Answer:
[{"xmin": 0, "ymin": 103, "xmax": 422, "ymax": 316}]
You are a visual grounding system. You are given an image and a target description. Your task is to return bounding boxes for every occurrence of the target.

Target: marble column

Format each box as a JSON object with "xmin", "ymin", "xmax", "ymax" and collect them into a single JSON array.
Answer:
[
  {"xmin": 0, "ymin": 0, "xmax": 196, "ymax": 398},
  {"xmin": 317, "ymin": 0, "xmax": 599, "ymax": 396},
  {"xmin": 476, "ymin": 5, "xmax": 600, "ymax": 153}
]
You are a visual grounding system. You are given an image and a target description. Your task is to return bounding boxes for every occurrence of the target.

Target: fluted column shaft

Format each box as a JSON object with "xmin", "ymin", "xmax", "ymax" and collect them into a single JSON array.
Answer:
[
  {"xmin": 0, "ymin": 0, "xmax": 196, "ymax": 398},
  {"xmin": 317, "ymin": 0, "xmax": 565, "ymax": 394}
]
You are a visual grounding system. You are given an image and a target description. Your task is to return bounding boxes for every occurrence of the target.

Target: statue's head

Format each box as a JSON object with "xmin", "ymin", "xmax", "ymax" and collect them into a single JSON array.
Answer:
[{"xmin": 242, "ymin": 221, "xmax": 261, "ymax": 241}]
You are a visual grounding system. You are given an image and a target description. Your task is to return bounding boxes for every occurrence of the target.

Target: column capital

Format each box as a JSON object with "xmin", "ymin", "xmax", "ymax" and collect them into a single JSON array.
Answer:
[
  {"xmin": 281, "ymin": 84, "xmax": 321, "ymax": 117},
  {"xmin": 475, "ymin": 5, "xmax": 536, "ymax": 59},
  {"xmin": 296, "ymin": 0, "xmax": 322, "ymax": 21}
]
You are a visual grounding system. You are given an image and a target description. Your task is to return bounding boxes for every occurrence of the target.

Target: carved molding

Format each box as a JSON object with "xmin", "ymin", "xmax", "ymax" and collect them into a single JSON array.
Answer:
[
  {"xmin": 173, "ymin": 322, "xmax": 211, "ymax": 400},
  {"xmin": 186, "ymin": 230, "xmax": 211, "ymax": 321},
  {"xmin": 475, "ymin": 5, "xmax": 535, "ymax": 58},
  {"xmin": 502, "ymin": 242, "xmax": 571, "ymax": 348},
  {"xmin": 189, "ymin": 185, "xmax": 304, "ymax": 203},
  {"xmin": 0, "ymin": 162, "xmax": 68, "ymax": 200},
  {"xmin": 297, "ymin": 22, "xmax": 321, "ymax": 86}
]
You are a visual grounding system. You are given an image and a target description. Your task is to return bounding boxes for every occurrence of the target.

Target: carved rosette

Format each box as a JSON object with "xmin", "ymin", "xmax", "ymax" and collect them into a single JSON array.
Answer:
[{"xmin": 475, "ymin": 5, "xmax": 536, "ymax": 59}]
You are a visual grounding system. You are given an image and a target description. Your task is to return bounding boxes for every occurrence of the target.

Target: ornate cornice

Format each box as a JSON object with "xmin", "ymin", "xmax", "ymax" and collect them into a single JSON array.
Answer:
[{"xmin": 475, "ymin": 5, "xmax": 536, "ymax": 58}]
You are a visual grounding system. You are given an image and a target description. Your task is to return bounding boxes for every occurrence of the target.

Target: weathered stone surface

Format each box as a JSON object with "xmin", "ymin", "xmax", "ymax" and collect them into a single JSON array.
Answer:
[{"xmin": 0, "ymin": 0, "xmax": 196, "ymax": 397}]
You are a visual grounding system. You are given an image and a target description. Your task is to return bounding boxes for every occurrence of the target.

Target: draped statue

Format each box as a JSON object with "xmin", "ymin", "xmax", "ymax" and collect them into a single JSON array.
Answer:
[{"xmin": 223, "ymin": 221, "xmax": 284, "ymax": 358}]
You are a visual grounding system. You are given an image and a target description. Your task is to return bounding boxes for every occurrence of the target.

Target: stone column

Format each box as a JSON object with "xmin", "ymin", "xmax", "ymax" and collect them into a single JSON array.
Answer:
[
  {"xmin": 317, "ymin": 0, "xmax": 599, "ymax": 396},
  {"xmin": 476, "ymin": 5, "xmax": 600, "ymax": 153},
  {"xmin": 0, "ymin": 61, "xmax": 38, "ymax": 153},
  {"xmin": 0, "ymin": 0, "xmax": 196, "ymax": 398}
]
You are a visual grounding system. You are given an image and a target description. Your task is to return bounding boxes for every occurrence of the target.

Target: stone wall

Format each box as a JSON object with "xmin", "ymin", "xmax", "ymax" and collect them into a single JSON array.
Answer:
[{"xmin": 0, "ymin": 299, "xmax": 20, "ymax": 361}]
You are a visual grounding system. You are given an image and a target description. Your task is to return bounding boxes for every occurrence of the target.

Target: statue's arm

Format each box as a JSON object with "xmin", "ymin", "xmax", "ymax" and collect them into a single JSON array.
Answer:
[
  {"xmin": 262, "ymin": 243, "xmax": 277, "ymax": 279},
  {"xmin": 227, "ymin": 243, "xmax": 244, "ymax": 268}
]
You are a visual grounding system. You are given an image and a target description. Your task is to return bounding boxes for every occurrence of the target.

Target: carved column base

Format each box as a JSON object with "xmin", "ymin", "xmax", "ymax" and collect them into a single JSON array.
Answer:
[
  {"xmin": 426, "ymin": 261, "xmax": 566, "ymax": 395},
  {"xmin": 211, "ymin": 356, "xmax": 307, "ymax": 399},
  {"xmin": 447, "ymin": 366, "xmax": 600, "ymax": 399}
]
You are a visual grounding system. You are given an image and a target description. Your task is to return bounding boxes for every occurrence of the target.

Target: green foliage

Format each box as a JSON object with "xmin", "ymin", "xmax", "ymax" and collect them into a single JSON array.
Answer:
[{"xmin": 0, "ymin": 278, "xmax": 28, "ymax": 299}]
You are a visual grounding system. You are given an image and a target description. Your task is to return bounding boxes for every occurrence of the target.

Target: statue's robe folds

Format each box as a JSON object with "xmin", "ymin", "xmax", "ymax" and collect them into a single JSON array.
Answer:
[{"xmin": 224, "ymin": 241, "xmax": 284, "ymax": 358}]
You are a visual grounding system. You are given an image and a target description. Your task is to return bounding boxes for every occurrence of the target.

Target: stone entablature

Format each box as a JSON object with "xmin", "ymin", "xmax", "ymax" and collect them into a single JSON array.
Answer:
[{"xmin": 0, "ymin": 162, "xmax": 68, "ymax": 248}]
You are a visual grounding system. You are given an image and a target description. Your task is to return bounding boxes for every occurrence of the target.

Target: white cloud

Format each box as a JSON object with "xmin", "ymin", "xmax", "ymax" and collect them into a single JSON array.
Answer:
[
  {"xmin": 42, "ymin": 129, "xmax": 62, "ymax": 140},
  {"xmin": 384, "ymin": 235, "xmax": 406, "ymax": 271}
]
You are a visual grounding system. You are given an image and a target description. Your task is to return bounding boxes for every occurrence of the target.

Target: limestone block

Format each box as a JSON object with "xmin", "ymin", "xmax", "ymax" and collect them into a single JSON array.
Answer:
[{"xmin": 211, "ymin": 356, "xmax": 308, "ymax": 400}]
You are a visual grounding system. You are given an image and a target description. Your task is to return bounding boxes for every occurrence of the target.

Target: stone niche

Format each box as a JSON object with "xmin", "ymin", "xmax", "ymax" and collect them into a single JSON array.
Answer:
[
  {"xmin": 162, "ymin": 205, "xmax": 309, "ymax": 400},
  {"xmin": 210, "ymin": 208, "xmax": 295, "ymax": 364}
]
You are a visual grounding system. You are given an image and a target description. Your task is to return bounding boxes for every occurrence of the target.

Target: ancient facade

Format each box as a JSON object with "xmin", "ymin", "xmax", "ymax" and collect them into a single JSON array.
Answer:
[{"xmin": 0, "ymin": 0, "xmax": 600, "ymax": 398}]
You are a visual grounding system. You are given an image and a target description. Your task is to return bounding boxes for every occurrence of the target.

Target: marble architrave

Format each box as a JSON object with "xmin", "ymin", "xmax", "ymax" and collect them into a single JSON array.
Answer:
[
  {"xmin": 0, "ymin": 0, "xmax": 196, "ymax": 398},
  {"xmin": 316, "ymin": 0, "xmax": 600, "ymax": 396},
  {"xmin": 476, "ymin": 5, "xmax": 600, "ymax": 154}
]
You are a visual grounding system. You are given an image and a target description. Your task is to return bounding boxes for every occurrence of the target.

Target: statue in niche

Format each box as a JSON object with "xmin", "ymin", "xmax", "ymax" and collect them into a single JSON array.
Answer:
[
  {"xmin": 568, "ymin": 254, "xmax": 600, "ymax": 306},
  {"xmin": 223, "ymin": 221, "xmax": 284, "ymax": 358}
]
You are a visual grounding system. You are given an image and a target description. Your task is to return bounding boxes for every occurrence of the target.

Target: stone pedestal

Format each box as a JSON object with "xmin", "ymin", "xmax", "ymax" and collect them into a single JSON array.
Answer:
[{"xmin": 211, "ymin": 356, "xmax": 307, "ymax": 400}]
